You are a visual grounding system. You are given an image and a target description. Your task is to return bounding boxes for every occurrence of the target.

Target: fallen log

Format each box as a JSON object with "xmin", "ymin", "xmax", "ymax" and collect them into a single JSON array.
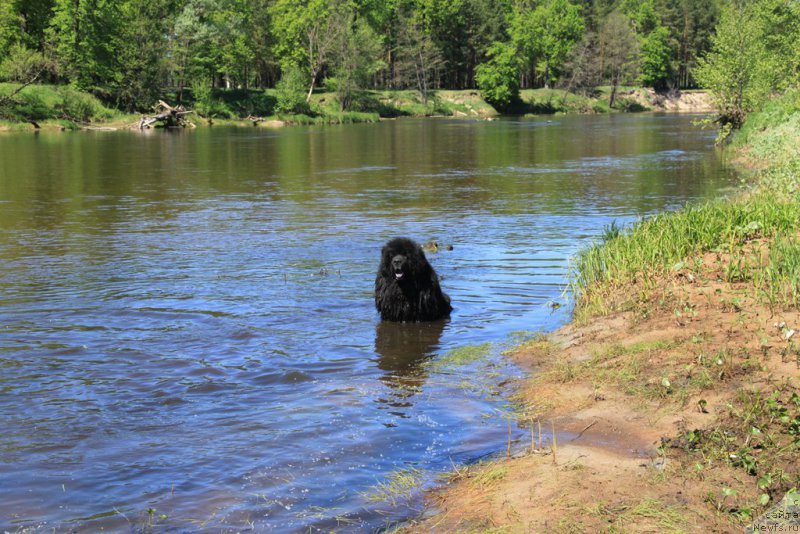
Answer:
[
  {"xmin": 138, "ymin": 100, "xmax": 194, "ymax": 129},
  {"xmin": 246, "ymin": 115, "xmax": 265, "ymax": 126}
]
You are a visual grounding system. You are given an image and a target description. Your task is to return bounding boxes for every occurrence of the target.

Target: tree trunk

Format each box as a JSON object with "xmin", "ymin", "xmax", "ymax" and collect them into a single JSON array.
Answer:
[
  {"xmin": 306, "ymin": 71, "xmax": 317, "ymax": 103},
  {"xmin": 609, "ymin": 72, "xmax": 619, "ymax": 108}
]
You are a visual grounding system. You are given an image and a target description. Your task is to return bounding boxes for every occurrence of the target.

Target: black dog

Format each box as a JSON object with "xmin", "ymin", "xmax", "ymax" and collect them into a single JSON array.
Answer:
[{"xmin": 375, "ymin": 237, "xmax": 452, "ymax": 322}]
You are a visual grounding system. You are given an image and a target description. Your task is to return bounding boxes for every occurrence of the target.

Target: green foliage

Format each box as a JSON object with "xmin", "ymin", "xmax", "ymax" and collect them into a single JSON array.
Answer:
[
  {"xmin": 475, "ymin": 41, "xmax": 519, "ymax": 111},
  {"xmin": 191, "ymin": 81, "xmax": 235, "ymax": 118},
  {"xmin": 48, "ymin": 0, "xmax": 124, "ymax": 89},
  {"xmin": 274, "ymin": 65, "xmax": 310, "ymax": 114},
  {"xmin": 696, "ymin": 0, "xmax": 800, "ymax": 129},
  {"xmin": 0, "ymin": 0, "xmax": 789, "ymax": 118},
  {"xmin": 394, "ymin": 7, "xmax": 445, "ymax": 103},
  {"xmin": 416, "ymin": 0, "xmax": 508, "ymax": 88},
  {"xmin": 639, "ymin": 26, "xmax": 674, "ymax": 90},
  {"xmin": 328, "ymin": 15, "xmax": 384, "ymax": 111},
  {"xmin": 510, "ymin": 0, "xmax": 584, "ymax": 87},
  {"xmin": 0, "ymin": 82, "xmax": 119, "ymax": 123},
  {"xmin": 269, "ymin": 0, "xmax": 345, "ymax": 101},
  {"xmin": 621, "ymin": 0, "xmax": 658, "ymax": 34},
  {"xmin": 599, "ymin": 11, "xmax": 640, "ymax": 107},
  {"xmin": 0, "ymin": 43, "xmax": 51, "ymax": 82},
  {"xmin": 111, "ymin": 0, "xmax": 177, "ymax": 111}
]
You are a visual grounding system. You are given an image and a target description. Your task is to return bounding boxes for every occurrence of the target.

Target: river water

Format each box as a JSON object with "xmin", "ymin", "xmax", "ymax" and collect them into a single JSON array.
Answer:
[{"xmin": 0, "ymin": 114, "xmax": 735, "ymax": 532}]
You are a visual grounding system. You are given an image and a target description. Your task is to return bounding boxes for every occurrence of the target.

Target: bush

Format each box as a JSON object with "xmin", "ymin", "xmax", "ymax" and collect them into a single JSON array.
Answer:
[
  {"xmin": 475, "ymin": 42, "xmax": 520, "ymax": 112},
  {"xmin": 0, "ymin": 83, "xmax": 119, "ymax": 123},
  {"xmin": 216, "ymin": 89, "xmax": 276, "ymax": 117},
  {"xmin": 275, "ymin": 66, "xmax": 311, "ymax": 115},
  {"xmin": 192, "ymin": 82, "xmax": 235, "ymax": 119},
  {"xmin": 0, "ymin": 44, "xmax": 52, "ymax": 82}
]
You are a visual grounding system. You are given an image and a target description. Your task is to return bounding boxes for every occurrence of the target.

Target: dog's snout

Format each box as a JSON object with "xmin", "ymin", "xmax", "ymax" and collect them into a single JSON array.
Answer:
[{"xmin": 391, "ymin": 255, "xmax": 405, "ymax": 270}]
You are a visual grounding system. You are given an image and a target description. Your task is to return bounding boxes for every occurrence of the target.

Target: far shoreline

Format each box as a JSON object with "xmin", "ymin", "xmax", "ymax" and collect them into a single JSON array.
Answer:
[{"xmin": 0, "ymin": 85, "xmax": 714, "ymax": 134}]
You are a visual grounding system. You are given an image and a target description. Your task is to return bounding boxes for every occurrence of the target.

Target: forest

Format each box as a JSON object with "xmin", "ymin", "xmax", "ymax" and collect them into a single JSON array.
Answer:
[{"xmin": 0, "ymin": 0, "xmax": 798, "ymax": 120}]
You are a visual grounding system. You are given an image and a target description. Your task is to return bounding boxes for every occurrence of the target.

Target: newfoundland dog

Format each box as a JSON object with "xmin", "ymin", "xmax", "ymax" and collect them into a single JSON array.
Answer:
[{"xmin": 375, "ymin": 237, "xmax": 452, "ymax": 322}]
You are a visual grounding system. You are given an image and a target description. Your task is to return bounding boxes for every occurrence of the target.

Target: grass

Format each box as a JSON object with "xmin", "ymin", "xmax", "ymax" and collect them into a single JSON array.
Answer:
[
  {"xmin": 469, "ymin": 465, "xmax": 509, "ymax": 488},
  {"xmin": 0, "ymin": 82, "xmax": 123, "ymax": 126},
  {"xmin": 571, "ymin": 191, "xmax": 800, "ymax": 318},
  {"xmin": 596, "ymin": 497, "xmax": 690, "ymax": 533},
  {"xmin": 571, "ymin": 89, "xmax": 800, "ymax": 318},
  {"xmin": 363, "ymin": 467, "xmax": 427, "ymax": 507},
  {"xmin": 425, "ymin": 343, "xmax": 494, "ymax": 372}
]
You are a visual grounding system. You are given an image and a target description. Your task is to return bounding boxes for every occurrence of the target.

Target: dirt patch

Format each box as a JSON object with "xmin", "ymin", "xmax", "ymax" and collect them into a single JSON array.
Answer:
[
  {"xmin": 619, "ymin": 89, "xmax": 715, "ymax": 113},
  {"xmin": 406, "ymin": 250, "xmax": 800, "ymax": 533}
]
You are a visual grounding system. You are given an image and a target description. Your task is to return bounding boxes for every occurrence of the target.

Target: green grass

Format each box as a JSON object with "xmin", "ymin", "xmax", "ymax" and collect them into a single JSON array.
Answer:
[
  {"xmin": 470, "ymin": 466, "xmax": 509, "ymax": 488},
  {"xmin": 425, "ymin": 343, "xmax": 494, "ymax": 372},
  {"xmin": 0, "ymin": 82, "xmax": 122, "ymax": 125},
  {"xmin": 571, "ymin": 190, "xmax": 800, "ymax": 315},
  {"xmin": 362, "ymin": 467, "xmax": 427, "ymax": 507},
  {"xmin": 519, "ymin": 87, "xmax": 626, "ymax": 115}
]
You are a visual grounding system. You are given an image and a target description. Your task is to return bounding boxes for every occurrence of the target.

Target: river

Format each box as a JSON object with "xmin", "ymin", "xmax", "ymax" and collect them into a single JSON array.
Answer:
[{"xmin": 0, "ymin": 114, "xmax": 735, "ymax": 532}]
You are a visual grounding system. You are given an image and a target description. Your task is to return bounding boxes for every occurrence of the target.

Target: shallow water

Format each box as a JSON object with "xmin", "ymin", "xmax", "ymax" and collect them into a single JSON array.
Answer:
[{"xmin": 0, "ymin": 114, "xmax": 735, "ymax": 532}]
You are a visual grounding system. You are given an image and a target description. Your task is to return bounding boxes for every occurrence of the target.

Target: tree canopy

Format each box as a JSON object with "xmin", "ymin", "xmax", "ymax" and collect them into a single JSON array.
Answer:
[{"xmin": 0, "ymin": 0, "xmax": 796, "ymax": 115}]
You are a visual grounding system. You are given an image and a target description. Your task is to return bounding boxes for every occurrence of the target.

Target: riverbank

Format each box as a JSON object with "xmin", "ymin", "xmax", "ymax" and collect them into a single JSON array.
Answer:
[
  {"xmin": 405, "ymin": 92, "xmax": 800, "ymax": 532},
  {"xmin": 0, "ymin": 84, "xmax": 712, "ymax": 132}
]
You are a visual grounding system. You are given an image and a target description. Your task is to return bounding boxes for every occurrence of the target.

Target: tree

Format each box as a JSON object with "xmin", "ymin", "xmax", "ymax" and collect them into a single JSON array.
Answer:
[
  {"xmin": 561, "ymin": 30, "xmax": 602, "ymax": 94},
  {"xmin": 599, "ymin": 11, "xmax": 639, "ymax": 108},
  {"xmin": 328, "ymin": 13, "xmax": 384, "ymax": 111},
  {"xmin": 662, "ymin": 0, "xmax": 718, "ymax": 88},
  {"xmin": 0, "ymin": 0, "xmax": 23, "ymax": 53},
  {"xmin": 475, "ymin": 40, "xmax": 519, "ymax": 111},
  {"xmin": 0, "ymin": 42, "xmax": 51, "ymax": 82},
  {"xmin": 48, "ymin": 0, "xmax": 124, "ymax": 88},
  {"xmin": 696, "ymin": 0, "xmax": 799, "ymax": 129},
  {"xmin": 510, "ymin": 0, "xmax": 584, "ymax": 88},
  {"xmin": 639, "ymin": 25, "xmax": 674, "ymax": 90},
  {"xmin": 0, "ymin": 0, "xmax": 55, "ymax": 52},
  {"xmin": 416, "ymin": 0, "xmax": 508, "ymax": 88},
  {"xmin": 274, "ymin": 64, "xmax": 310, "ymax": 114},
  {"xmin": 270, "ymin": 0, "xmax": 349, "ymax": 102},
  {"xmin": 394, "ymin": 7, "xmax": 445, "ymax": 103},
  {"xmin": 111, "ymin": 0, "xmax": 178, "ymax": 110}
]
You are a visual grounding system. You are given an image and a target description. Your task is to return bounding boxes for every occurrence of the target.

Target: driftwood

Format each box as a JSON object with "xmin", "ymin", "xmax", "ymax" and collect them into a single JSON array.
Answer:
[
  {"xmin": 138, "ymin": 100, "xmax": 194, "ymax": 129},
  {"xmin": 246, "ymin": 115, "xmax": 264, "ymax": 126}
]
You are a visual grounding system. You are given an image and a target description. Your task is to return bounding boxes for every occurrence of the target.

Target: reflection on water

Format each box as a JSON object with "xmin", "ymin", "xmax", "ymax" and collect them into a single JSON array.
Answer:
[
  {"xmin": 0, "ymin": 115, "xmax": 736, "ymax": 531},
  {"xmin": 374, "ymin": 320, "xmax": 446, "ymax": 419}
]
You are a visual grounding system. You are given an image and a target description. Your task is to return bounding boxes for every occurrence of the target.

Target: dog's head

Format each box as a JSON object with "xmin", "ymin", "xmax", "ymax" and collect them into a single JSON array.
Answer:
[{"xmin": 381, "ymin": 237, "xmax": 427, "ymax": 283}]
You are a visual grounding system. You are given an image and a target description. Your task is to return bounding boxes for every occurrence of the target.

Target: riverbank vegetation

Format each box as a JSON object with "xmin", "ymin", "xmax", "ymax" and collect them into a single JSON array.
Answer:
[{"xmin": 0, "ymin": 0, "xmax": 738, "ymax": 125}]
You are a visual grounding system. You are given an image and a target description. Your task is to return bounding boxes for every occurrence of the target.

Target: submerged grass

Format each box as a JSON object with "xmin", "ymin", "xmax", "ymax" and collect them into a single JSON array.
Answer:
[
  {"xmin": 425, "ymin": 343, "xmax": 494, "ymax": 372},
  {"xmin": 363, "ymin": 467, "xmax": 427, "ymax": 507}
]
